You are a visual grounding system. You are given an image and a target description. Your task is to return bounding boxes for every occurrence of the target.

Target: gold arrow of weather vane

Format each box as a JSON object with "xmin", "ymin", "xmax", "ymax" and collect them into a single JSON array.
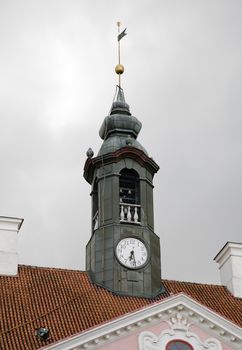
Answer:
[{"xmin": 115, "ymin": 22, "xmax": 127, "ymax": 87}]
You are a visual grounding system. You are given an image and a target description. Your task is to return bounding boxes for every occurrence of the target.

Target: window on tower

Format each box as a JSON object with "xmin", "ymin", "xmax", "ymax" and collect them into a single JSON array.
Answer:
[
  {"xmin": 92, "ymin": 179, "xmax": 99, "ymax": 231},
  {"xmin": 119, "ymin": 168, "xmax": 141, "ymax": 224}
]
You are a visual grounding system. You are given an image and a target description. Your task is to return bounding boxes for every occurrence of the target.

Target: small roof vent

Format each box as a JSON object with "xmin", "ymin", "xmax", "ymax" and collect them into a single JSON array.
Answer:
[{"xmin": 36, "ymin": 327, "xmax": 50, "ymax": 341}]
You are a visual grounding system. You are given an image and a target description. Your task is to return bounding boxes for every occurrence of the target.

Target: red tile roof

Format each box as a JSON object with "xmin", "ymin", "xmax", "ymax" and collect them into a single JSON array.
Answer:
[{"xmin": 0, "ymin": 265, "xmax": 241, "ymax": 350}]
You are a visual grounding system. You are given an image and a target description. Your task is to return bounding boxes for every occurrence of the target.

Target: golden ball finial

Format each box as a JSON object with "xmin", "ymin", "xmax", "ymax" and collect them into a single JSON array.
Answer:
[{"xmin": 115, "ymin": 64, "xmax": 124, "ymax": 75}]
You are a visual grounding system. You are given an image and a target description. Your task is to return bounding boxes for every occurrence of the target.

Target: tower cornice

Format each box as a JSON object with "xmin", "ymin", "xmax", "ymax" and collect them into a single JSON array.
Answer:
[{"xmin": 84, "ymin": 147, "xmax": 159, "ymax": 184}]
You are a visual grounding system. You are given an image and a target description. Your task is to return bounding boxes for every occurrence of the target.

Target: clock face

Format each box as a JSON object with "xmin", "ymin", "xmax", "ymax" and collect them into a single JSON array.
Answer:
[{"xmin": 115, "ymin": 237, "xmax": 148, "ymax": 269}]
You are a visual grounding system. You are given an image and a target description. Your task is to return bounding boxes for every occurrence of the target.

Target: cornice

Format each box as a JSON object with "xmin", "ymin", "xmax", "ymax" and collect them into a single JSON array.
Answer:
[
  {"xmin": 83, "ymin": 147, "xmax": 159, "ymax": 184},
  {"xmin": 0, "ymin": 216, "xmax": 24, "ymax": 232},
  {"xmin": 214, "ymin": 242, "xmax": 242, "ymax": 268}
]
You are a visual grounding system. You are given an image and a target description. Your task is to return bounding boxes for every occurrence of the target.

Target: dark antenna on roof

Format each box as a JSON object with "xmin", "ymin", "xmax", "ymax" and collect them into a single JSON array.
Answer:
[{"xmin": 36, "ymin": 327, "xmax": 50, "ymax": 341}]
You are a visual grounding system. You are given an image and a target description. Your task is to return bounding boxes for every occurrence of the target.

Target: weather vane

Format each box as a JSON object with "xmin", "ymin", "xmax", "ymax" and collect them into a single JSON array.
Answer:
[{"xmin": 115, "ymin": 22, "xmax": 127, "ymax": 87}]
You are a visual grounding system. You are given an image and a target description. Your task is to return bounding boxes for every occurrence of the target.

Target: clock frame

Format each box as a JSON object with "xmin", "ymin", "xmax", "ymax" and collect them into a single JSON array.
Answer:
[{"xmin": 115, "ymin": 237, "xmax": 149, "ymax": 270}]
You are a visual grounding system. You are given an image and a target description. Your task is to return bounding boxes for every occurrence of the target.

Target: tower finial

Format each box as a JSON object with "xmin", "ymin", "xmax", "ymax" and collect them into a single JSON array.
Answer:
[{"xmin": 115, "ymin": 22, "xmax": 127, "ymax": 87}]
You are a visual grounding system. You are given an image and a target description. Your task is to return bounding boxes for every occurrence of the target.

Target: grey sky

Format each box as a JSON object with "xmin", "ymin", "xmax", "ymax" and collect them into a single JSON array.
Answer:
[{"xmin": 0, "ymin": 0, "xmax": 241, "ymax": 284}]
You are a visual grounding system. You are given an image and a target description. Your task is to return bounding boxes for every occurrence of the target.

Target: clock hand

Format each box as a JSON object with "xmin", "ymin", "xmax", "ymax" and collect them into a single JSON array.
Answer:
[
  {"xmin": 129, "ymin": 249, "xmax": 136, "ymax": 266},
  {"xmin": 133, "ymin": 253, "xmax": 136, "ymax": 267}
]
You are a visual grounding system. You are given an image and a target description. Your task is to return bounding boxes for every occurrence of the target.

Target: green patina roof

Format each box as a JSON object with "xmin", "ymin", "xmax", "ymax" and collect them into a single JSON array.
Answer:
[{"xmin": 98, "ymin": 86, "xmax": 147, "ymax": 156}]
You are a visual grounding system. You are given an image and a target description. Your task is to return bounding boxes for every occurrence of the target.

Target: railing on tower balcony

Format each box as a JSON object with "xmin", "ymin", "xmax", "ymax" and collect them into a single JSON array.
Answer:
[
  {"xmin": 120, "ymin": 203, "xmax": 141, "ymax": 224},
  {"xmin": 93, "ymin": 210, "xmax": 99, "ymax": 230}
]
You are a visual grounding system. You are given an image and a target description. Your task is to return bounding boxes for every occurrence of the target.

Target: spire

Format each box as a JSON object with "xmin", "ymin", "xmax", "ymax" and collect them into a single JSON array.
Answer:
[
  {"xmin": 111, "ymin": 23, "xmax": 129, "ymax": 115},
  {"xmin": 115, "ymin": 22, "xmax": 126, "ymax": 87},
  {"xmin": 116, "ymin": 85, "xmax": 125, "ymax": 102},
  {"xmin": 110, "ymin": 85, "xmax": 131, "ymax": 115},
  {"xmin": 98, "ymin": 25, "xmax": 147, "ymax": 156}
]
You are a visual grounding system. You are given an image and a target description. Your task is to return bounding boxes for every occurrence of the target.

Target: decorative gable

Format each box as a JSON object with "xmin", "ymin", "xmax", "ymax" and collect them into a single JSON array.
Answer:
[
  {"xmin": 44, "ymin": 294, "xmax": 242, "ymax": 350},
  {"xmin": 139, "ymin": 313, "xmax": 222, "ymax": 350}
]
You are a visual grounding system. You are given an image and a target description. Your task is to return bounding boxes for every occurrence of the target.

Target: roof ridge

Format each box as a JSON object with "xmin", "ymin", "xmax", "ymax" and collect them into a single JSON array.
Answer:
[
  {"xmin": 18, "ymin": 264, "xmax": 86, "ymax": 274},
  {"xmin": 162, "ymin": 279, "xmax": 222, "ymax": 287},
  {"xmin": 17, "ymin": 267, "xmax": 223, "ymax": 288}
]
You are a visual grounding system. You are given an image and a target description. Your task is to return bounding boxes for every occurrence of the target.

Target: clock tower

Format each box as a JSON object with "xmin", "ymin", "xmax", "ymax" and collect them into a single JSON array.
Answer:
[
  {"xmin": 84, "ymin": 85, "xmax": 164, "ymax": 298},
  {"xmin": 84, "ymin": 25, "xmax": 164, "ymax": 298}
]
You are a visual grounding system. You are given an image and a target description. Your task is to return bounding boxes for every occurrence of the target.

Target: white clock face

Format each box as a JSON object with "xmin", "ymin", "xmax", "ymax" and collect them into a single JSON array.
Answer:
[{"xmin": 115, "ymin": 237, "xmax": 148, "ymax": 269}]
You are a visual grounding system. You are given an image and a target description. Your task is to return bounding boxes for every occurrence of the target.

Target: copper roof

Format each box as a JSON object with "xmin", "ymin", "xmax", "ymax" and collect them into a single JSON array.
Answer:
[{"xmin": 0, "ymin": 265, "xmax": 241, "ymax": 350}]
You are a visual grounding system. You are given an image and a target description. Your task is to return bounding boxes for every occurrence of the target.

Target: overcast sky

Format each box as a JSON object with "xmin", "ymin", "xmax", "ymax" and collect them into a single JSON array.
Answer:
[{"xmin": 0, "ymin": 0, "xmax": 241, "ymax": 284}]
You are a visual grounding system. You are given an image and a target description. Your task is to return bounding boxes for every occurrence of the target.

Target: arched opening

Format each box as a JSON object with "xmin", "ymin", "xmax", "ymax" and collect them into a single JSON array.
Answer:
[
  {"xmin": 166, "ymin": 340, "xmax": 194, "ymax": 350},
  {"xmin": 119, "ymin": 169, "xmax": 141, "ymax": 223}
]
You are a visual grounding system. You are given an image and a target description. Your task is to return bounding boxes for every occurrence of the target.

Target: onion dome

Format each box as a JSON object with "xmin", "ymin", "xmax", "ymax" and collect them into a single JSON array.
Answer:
[{"xmin": 98, "ymin": 86, "xmax": 147, "ymax": 156}]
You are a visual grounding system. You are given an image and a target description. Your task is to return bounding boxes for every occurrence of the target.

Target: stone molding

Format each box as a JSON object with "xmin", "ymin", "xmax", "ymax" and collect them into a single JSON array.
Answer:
[{"xmin": 139, "ymin": 312, "xmax": 222, "ymax": 350}]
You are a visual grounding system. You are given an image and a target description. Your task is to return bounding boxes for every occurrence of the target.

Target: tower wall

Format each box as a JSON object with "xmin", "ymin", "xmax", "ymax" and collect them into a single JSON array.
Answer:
[
  {"xmin": 85, "ymin": 152, "xmax": 163, "ymax": 298},
  {"xmin": 86, "ymin": 224, "xmax": 162, "ymax": 298}
]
